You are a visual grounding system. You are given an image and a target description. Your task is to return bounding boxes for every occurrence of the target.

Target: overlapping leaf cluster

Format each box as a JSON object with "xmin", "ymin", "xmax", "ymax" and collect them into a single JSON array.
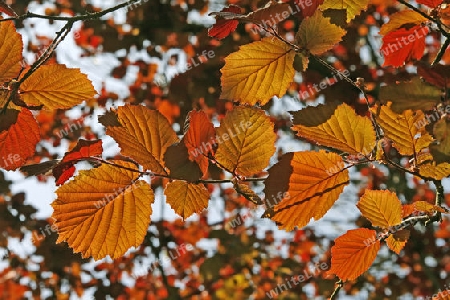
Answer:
[{"xmin": 0, "ymin": 0, "xmax": 449, "ymax": 294}]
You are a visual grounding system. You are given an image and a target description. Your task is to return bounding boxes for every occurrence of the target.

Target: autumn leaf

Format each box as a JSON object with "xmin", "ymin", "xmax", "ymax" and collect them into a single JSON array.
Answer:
[
  {"xmin": 164, "ymin": 142, "xmax": 202, "ymax": 182},
  {"xmin": 183, "ymin": 110, "xmax": 216, "ymax": 177},
  {"xmin": 0, "ymin": 21, "xmax": 23, "ymax": 83},
  {"xmin": 208, "ymin": 5, "xmax": 241, "ymax": 40},
  {"xmin": 164, "ymin": 180, "xmax": 209, "ymax": 220},
  {"xmin": 328, "ymin": 228, "xmax": 380, "ymax": 281},
  {"xmin": 386, "ymin": 230, "xmax": 410, "ymax": 254},
  {"xmin": 263, "ymin": 151, "xmax": 349, "ymax": 230},
  {"xmin": 220, "ymin": 37, "xmax": 295, "ymax": 105},
  {"xmin": 431, "ymin": 118, "xmax": 450, "ymax": 158},
  {"xmin": 357, "ymin": 190, "xmax": 403, "ymax": 228},
  {"xmin": 417, "ymin": 0, "xmax": 443, "ymax": 7},
  {"xmin": 295, "ymin": 10, "xmax": 346, "ymax": 55},
  {"xmin": 0, "ymin": 108, "xmax": 40, "ymax": 170},
  {"xmin": 374, "ymin": 106, "xmax": 434, "ymax": 156},
  {"xmin": 320, "ymin": 0, "xmax": 370, "ymax": 22},
  {"xmin": 214, "ymin": 106, "xmax": 276, "ymax": 176},
  {"xmin": 0, "ymin": 1, "xmax": 18, "ymax": 17},
  {"xmin": 233, "ymin": 182, "xmax": 262, "ymax": 205},
  {"xmin": 417, "ymin": 63, "xmax": 450, "ymax": 88},
  {"xmin": 209, "ymin": 2, "xmax": 292, "ymax": 37},
  {"xmin": 297, "ymin": 0, "xmax": 324, "ymax": 18},
  {"xmin": 20, "ymin": 65, "xmax": 96, "ymax": 109},
  {"xmin": 379, "ymin": 77, "xmax": 442, "ymax": 113},
  {"xmin": 380, "ymin": 25, "xmax": 429, "ymax": 67},
  {"xmin": 53, "ymin": 139, "xmax": 103, "ymax": 185},
  {"xmin": 100, "ymin": 105, "xmax": 179, "ymax": 175},
  {"xmin": 379, "ymin": 10, "xmax": 427, "ymax": 35},
  {"xmin": 419, "ymin": 162, "xmax": 450, "ymax": 180},
  {"xmin": 52, "ymin": 161, "xmax": 154, "ymax": 260},
  {"xmin": 291, "ymin": 103, "xmax": 376, "ymax": 155},
  {"xmin": 413, "ymin": 201, "xmax": 447, "ymax": 214}
]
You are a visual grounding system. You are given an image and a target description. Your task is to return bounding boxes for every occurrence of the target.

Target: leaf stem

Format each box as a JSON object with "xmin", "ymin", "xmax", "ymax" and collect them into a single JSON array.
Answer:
[{"xmin": 329, "ymin": 279, "xmax": 343, "ymax": 300}]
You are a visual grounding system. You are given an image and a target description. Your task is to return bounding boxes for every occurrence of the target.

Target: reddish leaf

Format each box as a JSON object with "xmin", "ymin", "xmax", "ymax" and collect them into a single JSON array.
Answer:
[
  {"xmin": 0, "ymin": 1, "xmax": 18, "ymax": 17},
  {"xmin": 416, "ymin": 0, "xmax": 443, "ymax": 7},
  {"xmin": 0, "ymin": 108, "xmax": 40, "ymax": 170},
  {"xmin": 381, "ymin": 25, "xmax": 429, "ymax": 67},
  {"xmin": 297, "ymin": 0, "xmax": 324, "ymax": 18},
  {"xmin": 208, "ymin": 5, "xmax": 241, "ymax": 40},
  {"xmin": 53, "ymin": 139, "xmax": 103, "ymax": 185},
  {"xmin": 53, "ymin": 165, "xmax": 76, "ymax": 186},
  {"xmin": 417, "ymin": 63, "xmax": 450, "ymax": 88},
  {"xmin": 183, "ymin": 110, "xmax": 216, "ymax": 177},
  {"xmin": 61, "ymin": 139, "xmax": 103, "ymax": 163},
  {"xmin": 328, "ymin": 228, "xmax": 380, "ymax": 281}
]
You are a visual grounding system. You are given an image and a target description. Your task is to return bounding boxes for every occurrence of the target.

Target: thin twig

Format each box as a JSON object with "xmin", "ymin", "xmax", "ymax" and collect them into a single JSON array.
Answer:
[
  {"xmin": 432, "ymin": 38, "xmax": 450, "ymax": 66},
  {"xmin": 0, "ymin": 0, "xmax": 139, "ymax": 23}
]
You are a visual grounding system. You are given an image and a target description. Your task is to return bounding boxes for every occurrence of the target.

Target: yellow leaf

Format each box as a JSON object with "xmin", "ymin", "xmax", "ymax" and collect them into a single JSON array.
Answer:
[
  {"xmin": 413, "ymin": 201, "xmax": 447, "ymax": 214},
  {"xmin": 215, "ymin": 106, "xmax": 276, "ymax": 176},
  {"xmin": 164, "ymin": 180, "xmax": 209, "ymax": 219},
  {"xmin": 292, "ymin": 103, "xmax": 376, "ymax": 155},
  {"xmin": 379, "ymin": 77, "xmax": 441, "ymax": 113},
  {"xmin": 0, "ymin": 21, "xmax": 22, "ymax": 82},
  {"xmin": 374, "ymin": 106, "xmax": 434, "ymax": 156},
  {"xmin": 320, "ymin": 0, "xmax": 370, "ymax": 22},
  {"xmin": 220, "ymin": 37, "xmax": 295, "ymax": 105},
  {"xmin": 379, "ymin": 10, "xmax": 428, "ymax": 35},
  {"xmin": 20, "ymin": 65, "xmax": 96, "ymax": 109},
  {"xmin": 263, "ymin": 151, "xmax": 349, "ymax": 230},
  {"xmin": 419, "ymin": 162, "xmax": 450, "ymax": 180},
  {"xmin": 101, "ymin": 105, "xmax": 179, "ymax": 175},
  {"xmin": 295, "ymin": 10, "xmax": 346, "ymax": 55},
  {"xmin": 51, "ymin": 161, "xmax": 154, "ymax": 260},
  {"xmin": 357, "ymin": 190, "xmax": 403, "ymax": 228},
  {"xmin": 386, "ymin": 230, "xmax": 410, "ymax": 254},
  {"xmin": 234, "ymin": 182, "xmax": 262, "ymax": 205},
  {"xmin": 328, "ymin": 228, "xmax": 380, "ymax": 281}
]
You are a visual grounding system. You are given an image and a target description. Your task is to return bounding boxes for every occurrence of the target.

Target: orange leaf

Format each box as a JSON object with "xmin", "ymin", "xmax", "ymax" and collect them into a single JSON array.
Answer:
[
  {"xmin": 164, "ymin": 180, "xmax": 209, "ymax": 219},
  {"xmin": 20, "ymin": 64, "xmax": 96, "ymax": 109},
  {"xmin": 215, "ymin": 106, "xmax": 276, "ymax": 176},
  {"xmin": 402, "ymin": 204, "xmax": 416, "ymax": 218},
  {"xmin": 0, "ymin": 21, "xmax": 22, "ymax": 82},
  {"xmin": 100, "ymin": 105, "xmax": 179, "ymax": 175},
  {"xmin": 381, "ymin": 25, "xmax": 429, "ymax": 67},
  {"xmin": 52, "ymin": 160, "xmax": 154, "ymax": 260},
  {"xmin": 208, "ymin": 5, "xmax": 241, "ymax": 40},
  {"xmin": 0, "ymin": 108, "xmax": 40, "ymax": 170},
  {"xmin": 263, "ymin": 150, "xmax": 349, "ymax": 230},
  {"xmin": 53, "ymin": 139, "xmax": 103, "ymax": 185},
  {"xmin": 386, "ymin": 229, "xmax": 410, "ymax": 254},
  {"xmin": 328, "ymin": 228, "xmax": 380, "ymax": 281},
  {"xmin": 357, "ymin": 190, "xmax": 403, "ymax": 227},
  {"xmin": 183, "ymin": 110, "xmax": 216, "ymax": 177}
]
